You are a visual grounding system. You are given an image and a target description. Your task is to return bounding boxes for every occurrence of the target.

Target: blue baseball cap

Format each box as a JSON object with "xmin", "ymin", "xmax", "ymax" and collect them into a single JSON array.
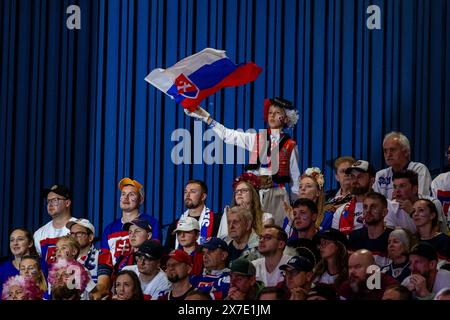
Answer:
[
  {"xmin": 201, "ymin": 237, "xmax": 229, "ymax": 252},
  {"xmin": 123, "ymin": 218, "xmax": 152, "ymax": 232}
]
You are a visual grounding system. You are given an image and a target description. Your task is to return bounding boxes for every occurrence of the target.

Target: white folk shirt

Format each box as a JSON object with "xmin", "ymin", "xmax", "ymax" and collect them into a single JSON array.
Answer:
[
  {"xmin": 373, "ymin": 161, "xmax": 432, "ymax": 199},
  {"xmin": 209, "ymin": 120, "xmax": 300, "ymax": 195}
]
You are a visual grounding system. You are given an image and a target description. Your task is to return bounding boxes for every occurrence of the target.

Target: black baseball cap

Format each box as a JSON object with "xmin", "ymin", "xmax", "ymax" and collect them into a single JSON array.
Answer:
[
  {"xmin": 410, "ymin": 242, "xmax": 438, "ymax": 261},
  {"xmin": 280, "ymin": 256, "xmax": 314, "ymax": 273},
  {"xmin": 43, "ymin": 184, "xmax": 71, "ymax": 199},
  {"xmin": 136, "ymin": 240, "xmax": 163, "ymax": 260},
  {"xmin": 123, "ymin": 218, "xmax": 152, "ymax": 232},
  {"xmin": 314, "ymin": 229, "xmax": 349, "ymax": 248},
  {"xmin": 230, "ymin": 258, "xmax": 256, "ymax": 276}
]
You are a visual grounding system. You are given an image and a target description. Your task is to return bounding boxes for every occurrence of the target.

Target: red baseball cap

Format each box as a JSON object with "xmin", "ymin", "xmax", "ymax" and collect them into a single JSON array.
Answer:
[{"xmin": 168, "ymin": 249, "xmax": 192, "ymax": 266}]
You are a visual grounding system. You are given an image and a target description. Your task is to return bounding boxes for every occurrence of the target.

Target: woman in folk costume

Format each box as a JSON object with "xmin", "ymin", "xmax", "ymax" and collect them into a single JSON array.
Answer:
[{"xmin": 185, "ymin": 98, "xmax": 300, "ymax": 227}]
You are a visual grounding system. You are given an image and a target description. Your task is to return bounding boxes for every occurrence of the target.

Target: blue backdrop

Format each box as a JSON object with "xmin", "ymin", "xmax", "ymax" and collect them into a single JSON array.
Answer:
[{"xmin": 1, "ymin": 0, "xmax": 449, "ymax": 255}]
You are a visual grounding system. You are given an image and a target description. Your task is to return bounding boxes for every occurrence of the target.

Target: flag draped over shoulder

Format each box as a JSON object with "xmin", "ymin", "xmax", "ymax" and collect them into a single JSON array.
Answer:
[{"xmin": 145, "ymin": 48, "xmax": 262, "ymax": 111}]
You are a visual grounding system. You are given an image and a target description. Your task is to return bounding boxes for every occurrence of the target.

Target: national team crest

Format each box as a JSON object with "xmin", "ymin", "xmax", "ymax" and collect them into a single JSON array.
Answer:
[{"xmin": 175, "ymin": 73, "xmax": 199, "ymax": 99}]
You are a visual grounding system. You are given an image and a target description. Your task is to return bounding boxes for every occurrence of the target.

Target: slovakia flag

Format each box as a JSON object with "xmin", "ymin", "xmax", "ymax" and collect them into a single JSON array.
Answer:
[{"xmin": 145, "ymin": 48, "xmax": 262, "ymax": 111}]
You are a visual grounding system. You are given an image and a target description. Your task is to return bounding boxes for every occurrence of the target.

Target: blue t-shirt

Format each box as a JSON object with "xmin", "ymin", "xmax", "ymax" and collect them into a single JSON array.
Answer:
[{"xmin": 0, "ymin": 259, "xmax": 19, "ymax": 298}]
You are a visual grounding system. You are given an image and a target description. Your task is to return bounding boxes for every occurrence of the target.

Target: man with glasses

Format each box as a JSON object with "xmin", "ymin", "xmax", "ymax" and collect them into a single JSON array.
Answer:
[
  {"xmin": 122, "ymin": 240, "xmax": 171, "ymax": 300},
  {"xmin": 252, "ymin": 224, "xmax": 291, "ymax": 286},
  {"xmin": 66, "ymin": 218, "xmax": 100, "ymax": 284},
  {"xmin": 348, "ymin": 192, "xmax": 394, "ymax": 267},
  {"xmin": 93, "ymin": 177, "xmax": 161, "ymax": 300},
  {"xmin": 33, "ymin": 184, "xmax": 77, "ymax": 274}
]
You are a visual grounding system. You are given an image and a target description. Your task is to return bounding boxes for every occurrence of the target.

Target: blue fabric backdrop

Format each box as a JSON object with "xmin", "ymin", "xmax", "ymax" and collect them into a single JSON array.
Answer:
[{"xmin": 0, "ymin": 0, "xmax": 449, "ymax": 255}]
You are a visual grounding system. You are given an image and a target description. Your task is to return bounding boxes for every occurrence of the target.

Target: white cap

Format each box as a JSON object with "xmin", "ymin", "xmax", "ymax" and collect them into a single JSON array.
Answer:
[
  {"xmin": 66, "ymin": 218, "xmax": 95, "ymax": 235},
  {"xmin": 173, "ymin": 216, "xmax": 200, "ymax": 233}
]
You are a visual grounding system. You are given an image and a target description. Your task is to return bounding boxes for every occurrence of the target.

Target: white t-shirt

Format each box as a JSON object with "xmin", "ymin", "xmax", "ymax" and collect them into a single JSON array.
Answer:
[
  {"xmin": 432, "ymin": 172, "xmax": 450, "ymax": 230},
  {"xmin": 373, "ymin": 161, "xmax": 432, "ymax": 199},
  {"xmin": 252, "ymin": 255, "xmax": 292, "ymax": 287},
  {"xmin": 33, "ymin": 218, "xmax": 76, "ymax": 263},
  {"xmin": 122, "ymin": 265, "xmax": 171, "ymax": 300},
  {"xmin": 314, "ymin": 271, "xmax": 338, "ymax": 285},
  {"xmin": 386, "ymin": 196, "xmax": 448, "ymax": 234}
]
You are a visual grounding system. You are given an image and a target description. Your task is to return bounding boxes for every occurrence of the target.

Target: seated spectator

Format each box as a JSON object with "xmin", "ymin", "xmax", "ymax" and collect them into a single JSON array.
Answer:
[
  {"xmin": 111, "ymin": 270, "xmax": 144, "ymax": 300},
  {"xmin": 160, "ymin": 250, "xmax": 194, "ymax": 300},
  {"xmin": 373, "ymin": 131, "xmax": 431, "ymax": 198},
  {"xmin": 223, "ymin": 206, "xmax": 260, "ymax": 262},
  {"xmin": 306, "ymin": 284, "xmax": 339, "ymax": 300},
  {"xmin": 190, "ymin": 237, "xmax": 230, "ymax": 299},
  {"xmin": 48, "ymin": 259, "xmax": 91, "ymax": 300},
  {"xmin": 173, "ymin": 216, "xmax": 203, "ymax": 275},
  {"xmin": 313, "ymin": 229, "xmax": 349, "ymax": 287},
  {"xmin": 402, "ymin": 243, "xmax": 450, "ymax": 299},
  {"xmin": 257, "ymin": 286, "xmax": 285, "ymax": 300},
  {"xmin": 431, "ymin": 145, "xmax": 450, "ymax": 231},
  {"xmin": 103, "ymin": 218, "xmax": 153, "ymax": 281},
  {"xmin": 390, "ymin": 170, "xmax": 448, "ymax": 234},
  {"xmin": 337, "ymin": 249, "xmax": 399, "ymax": 300},
  {"xmin": 165, "ymin": 180, "xmax": 220, "ymax": 249},
  {"xmin": 0, "ymin": 228, "xmax": 37, "ymax": 294},
  {"xmin": 279, "ymin": 255, "xmax": 315, "ymax": 300},
  {"xmin": 122, "ymin": 240, "xmax": 171, "ymax": 300},
  {"xmin": 329, "ymin": 160, "xmax": 376, "ymax": 235},
  {"xmin": 218, "ymin": 173, "xmax": 274, "ymax": 239},
  {"xmin": 19, "ymin": 255, "xmax": 47, "ymax": 294},
  {"xmin": 412, "ymin": 199, "xmax": 450, "ymax": 262},
  {"xmin": 381, "ymin": 284, "xmax": 413, "ymax": 300},
  {"xmin": 95, "ymin": 178, "xmax": 160, "ymax": 300},
  {"xmin": 1, "ymin": 275, "xmax": 42, "ymax": 300},
  {"xmin": 326, "ymin": 156, "xmax": 355, "ymax": 203},
  {"xmin": 66, "ymin": 218, "xmax": 100, "ymax": 283},
  {"xmin": 283, "ymin": 198, "xmax": 318, "ymax": 241},
  {"xmin": 348, "ymin": 192, "xmax": 393, "ymax": 267},
  {"xmin": 252, "ymin": 224, "xmax": 291, "ymax": 287},
  {"xmin": 225, "ymin": 258, "xmax": 265, "ymax": 300},
  {"xmin": 381, "ymin": 228, "xmax": 412, "ymax": 283},
  {"xmin": 283, "ymin": 168, "xmax": 324, "ymax": 234},
  {"xmin": 52, "ymin": 236, "xmax": 96, "ymax": 299}
]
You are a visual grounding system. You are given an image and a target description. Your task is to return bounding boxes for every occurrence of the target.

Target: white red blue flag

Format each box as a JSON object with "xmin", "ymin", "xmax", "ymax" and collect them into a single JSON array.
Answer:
[{"xmin": 145, "ymin": 48, "xmax": 262, "ymax": 111}]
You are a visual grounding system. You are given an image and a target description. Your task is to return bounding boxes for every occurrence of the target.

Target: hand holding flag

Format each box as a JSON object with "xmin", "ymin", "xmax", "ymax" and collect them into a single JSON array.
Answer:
[{"xmin": 145, "ymin": 48, "xmax": 262, "ymax": 111}]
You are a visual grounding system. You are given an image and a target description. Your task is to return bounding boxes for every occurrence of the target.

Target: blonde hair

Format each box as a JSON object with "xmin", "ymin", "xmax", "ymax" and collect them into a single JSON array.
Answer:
[{"xmin": 56, "ymin": 235, "xmax": 81, "ymax": 259}]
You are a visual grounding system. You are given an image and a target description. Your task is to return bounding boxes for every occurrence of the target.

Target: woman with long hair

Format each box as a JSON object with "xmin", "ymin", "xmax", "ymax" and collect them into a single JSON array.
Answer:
[
  {"xmin": 218, "ymin": 173, "xmax": 274, "ymax": 238},
  {"xmin": 313, "ymin": 230, "xmax": 349, "ymax": 288},
  {"xmin": 19, "ymin": 254, "xmax": 48, "ymax": 293},
  {"xmin": 112, "ymin": 270, "xmax": 144, "ymax": 300},
  {"xmin": 283, "ymin": 168, "xmax": 325, "ymax": 237},
  {"xmin": 0, "ymin": 228, "xmax": 37, "ymax": 296}
]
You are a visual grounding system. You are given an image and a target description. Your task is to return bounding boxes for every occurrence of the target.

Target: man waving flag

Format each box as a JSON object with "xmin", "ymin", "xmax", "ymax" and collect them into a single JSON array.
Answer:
[{"xmin": 145, "ymin": 48, "xmax": 262, "ymax": 111}]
